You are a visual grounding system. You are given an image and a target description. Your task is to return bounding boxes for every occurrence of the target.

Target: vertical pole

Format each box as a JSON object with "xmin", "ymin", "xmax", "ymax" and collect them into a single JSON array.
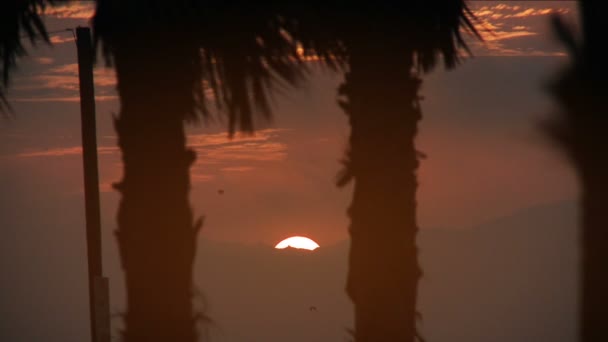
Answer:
[{"xmin": 76, "ymin": 26, "xmax": 105, "ymax": 342}]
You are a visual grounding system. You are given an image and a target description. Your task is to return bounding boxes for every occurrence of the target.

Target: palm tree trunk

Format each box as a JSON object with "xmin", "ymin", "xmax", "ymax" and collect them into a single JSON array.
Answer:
[
  {"xmin": 549, "ymin": 2, "xmax": 608, "ymax": 340},
  {"xmin": 580, "ymin": 165, "xmax": 608, "ymax": 342},
  {"xmin": 111, "ymin": 34, "xmax": 201, "ymax": 342},
  {"xmin": 578, "ymin": 4, "xmax": 608, "ymax": 340},
  {"xmin": 339, "ymin": 44, "xmax": 422, "ymax": 342}
]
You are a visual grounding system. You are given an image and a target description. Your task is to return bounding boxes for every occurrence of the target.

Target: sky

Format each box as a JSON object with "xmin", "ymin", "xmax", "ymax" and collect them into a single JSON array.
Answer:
[
  {"xmin": 0, "ymin": 1, "xmax": 583, "ymax": 340},
  {"xmin": 1, "ymin": 1, "xmax": 580, "ymax": 245}
]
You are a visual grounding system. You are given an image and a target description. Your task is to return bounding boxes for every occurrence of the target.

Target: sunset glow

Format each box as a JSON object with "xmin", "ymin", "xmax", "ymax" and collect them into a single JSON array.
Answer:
[
  {"xmin": 275, "ymin": 236, "xmax": 320, "ymax": 250},
  {"xmin": 2, "ymin": 2, "xmax": 585, "ymax": 340}
]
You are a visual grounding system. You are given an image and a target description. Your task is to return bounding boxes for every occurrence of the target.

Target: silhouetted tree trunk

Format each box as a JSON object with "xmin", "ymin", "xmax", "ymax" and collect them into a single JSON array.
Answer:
[
  {"xmin": 552, "ymin": 77, "xmax": 608, "ymax": 342},
  {"xmin": 579, "ymin": 165, "xmax": 608, "ymax": 342},
  {"xmin": 576, "ymin": 4, "xmax": 608, "ymax": 341},
  {"xmin": 111, "ymin": 33, "xmax": 201, "ymax": 342},
  {"xmin": 547, "ymin": 2, "xmax": 608, "ymax": 341},
  {"xmin": 338, "ymin": 41, "xmax": 422, "ymax": 342}
]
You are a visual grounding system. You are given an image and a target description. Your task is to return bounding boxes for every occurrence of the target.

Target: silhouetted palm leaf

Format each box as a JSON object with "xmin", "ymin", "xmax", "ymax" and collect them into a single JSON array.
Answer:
[
  {"xmin": 283, "ymin": 1, "xmax": 478, "ymax": 73},
  {"xmin": 0, "ymin": 0, "xmax": 52, "ymax": 112},
  {"xmin": 94, "ymin": 0, "xmax": 305, "ymax": 134}
]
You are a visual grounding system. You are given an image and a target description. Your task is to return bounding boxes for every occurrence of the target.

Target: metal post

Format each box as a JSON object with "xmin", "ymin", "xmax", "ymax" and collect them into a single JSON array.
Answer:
[{"xmin": 76, "ymin": 26, "xmax": 110, "ymax": 342}]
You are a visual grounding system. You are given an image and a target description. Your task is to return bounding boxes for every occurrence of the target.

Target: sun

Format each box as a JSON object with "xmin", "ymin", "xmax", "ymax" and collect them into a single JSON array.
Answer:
[{"xmin": 275, "ymin": 236, "xmax": 320, "ymax": 251}]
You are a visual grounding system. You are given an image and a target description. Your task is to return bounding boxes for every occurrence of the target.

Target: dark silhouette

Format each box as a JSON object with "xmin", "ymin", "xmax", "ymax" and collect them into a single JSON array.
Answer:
[
  {"xmin": 93, "ymin": 1, "xmax": 302, "ymax": 341},
  {"xmin": 0, "ymin": 0, "xmax": 50, "ymax": 113},
  {"xmin": 285, "ymin": 2, "xmax": 478, "ymax": 340},
  {"xmin": 545, "ymin": 1, "xmax": 608, "ymax": 341}
]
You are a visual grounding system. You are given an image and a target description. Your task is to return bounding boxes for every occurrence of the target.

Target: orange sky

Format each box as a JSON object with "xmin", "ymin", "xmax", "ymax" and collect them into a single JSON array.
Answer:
[
  {"xmin": 0, "ymin": 3, "xmax": 585, "ymax": 342},
  {"xmin": 0, "ymin": 1, "xmax": 580, "ymax": 246}
]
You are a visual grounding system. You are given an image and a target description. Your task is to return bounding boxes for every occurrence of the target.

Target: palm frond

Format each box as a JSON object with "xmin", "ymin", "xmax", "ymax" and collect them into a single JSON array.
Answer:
[
  {"xmin": 93, "ymin": 0, "xmax": 305, "ymax": 135},
  {"xmin": 1, "ymin": 0, "xmax": 52, "ymax": 113},
  {"xmin": 281, "ymin": 0, "xmax": 480, "ymax": 73}
]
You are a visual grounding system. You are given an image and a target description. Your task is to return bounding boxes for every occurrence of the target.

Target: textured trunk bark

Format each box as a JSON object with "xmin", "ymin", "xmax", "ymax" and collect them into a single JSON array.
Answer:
[
  {"xmin": 340, "ymin": 44, "xmax": 422, "ymax": 342},
  {"xmin": 111, "ymin": 34, "xmax": 201, "ymax": 342}
]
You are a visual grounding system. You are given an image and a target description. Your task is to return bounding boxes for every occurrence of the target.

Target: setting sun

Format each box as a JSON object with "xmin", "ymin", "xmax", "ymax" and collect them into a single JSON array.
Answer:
[{"xmin": 275, "ymin": 236, "xmax": 320, "ymax": 251}]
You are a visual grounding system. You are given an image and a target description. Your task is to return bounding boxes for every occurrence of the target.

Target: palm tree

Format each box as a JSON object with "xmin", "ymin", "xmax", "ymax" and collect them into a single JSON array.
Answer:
[
  {"xmin": 284, "ymin": 2, "xmax": 478, "ymax": 340},
  {"xmin": 1, "ymin": 0, "xmax": 51, "ymax": 112},
  {"xmin": 545, "ymin": 2, "xmax": 608, "ymax": 341},
  {"xmin": 92, "ymin": 1, "xmax": 302, "ymax": 341},
  {"xmin": 3, "ymin": 1, "xmax": 304, "ymax": 339},
  {"xmin": 3, "ymin": 1, "xmax": 303, "ymax": 340}
]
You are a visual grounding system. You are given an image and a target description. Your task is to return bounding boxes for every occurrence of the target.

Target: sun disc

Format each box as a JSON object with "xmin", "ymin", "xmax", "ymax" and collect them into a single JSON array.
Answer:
[{"xmin": 275, "ymin": 236, "xmax": 320, "ymax": 251}]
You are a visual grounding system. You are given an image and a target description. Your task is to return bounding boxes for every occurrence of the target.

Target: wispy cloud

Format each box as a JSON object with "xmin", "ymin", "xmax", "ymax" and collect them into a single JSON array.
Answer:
[
  {"xmin": 16, "ymin": 146, "xmax": 117, "ymax": 158},
  {"xmin": 11, "ymin": 95, "xmax": 118, "ymax": 102},
  {"xmin": 466, "ymin": 2, "xmax": 574, "ymax": 56},
  {"xmin": 512, "ymin": 26, "xmax": 530, "ymax": 31},
  {"xmin": 221, "ymin": 166, "xmax": 256, "ymax": 172},
  {"xmin": 189, "ymin": 129, "xmax": 287, "ymax": 147},
  {"xmin": 190, "ymin": 129, "xmax": 288, "ymax": 163},
  {"xmin": 49, "ymin": 33, "xmax": 75, "ymax": 45},
  {"xmin": 191, "ymin": 173, "xmax": 215, "ymax": 182},
  {"xmin": 12, "ymin": 62, "xmax": 117, "ymax": 101},
  {"xmin": 480, "ymin": 30, "xmax": 537, "ymax": 43},
  {"xmin": 472, "ymin": 4, "xmax": 569, "ymax": 20},
  {"xmin": 12, "ymin": 128, "xmax": 289, "ymax": 183},
  {"xmin": 33, "ymin": 57, "xmax": 54, "ymax": 65},
  {"xmin": 201, "ymin": 142, "xmax": 287, "ymax": 162},
  {"xmin": 44, "ymin": 2, "xmax": 95, "ymax": 19},
  {"xmin": 509, "ymin": 8, "xmax": 556, "ymax": 18}
]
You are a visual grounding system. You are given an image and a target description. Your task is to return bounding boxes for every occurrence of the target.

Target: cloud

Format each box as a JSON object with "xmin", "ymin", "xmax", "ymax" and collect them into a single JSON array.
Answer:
[
  {"xmin": 12, "ymin": 128, "xmax": 289, "ymax": 183},
  {"xmin": 510, "ymin": 8, "xmax": 555, "ymax": 18},
  {"xmin": 14, "ymin": 129, "xmax": 287, "ymax": 159},
  {"xmin": 11, "ymin": 95, "xmax": 118, "ymax": 102},
  {"xmin": 189, "ymin": 129, "xmax": 290, "ymax": 183},
  {"xmin": 466, "ymin": 2, "xmax": 575, "ymax": 57},
  {"xmin": 37, "ymin": 76, "xmax": 79, "ymax": 91},
  {"xmin": 93, "ymin": 68, "xmax": 117, "ymax": 87},
  {"xmin": 49, "ymin": 34, "xmax": 75, "ymax": 45},
  {"xmin": 13, "ymin": 63, "xmax": 116, "ymax": 98},
  {"xmin": 188, "ymin": 129, "xmax": 288, "ymax": 149},
  {"xmin": 43, "ymin": 3, "xmax": 95, "ymax": 19},
  {"xmin": 478, "ymin": 29, "xmax": 537, "ymax": 43},
  {"xmin": 191, "ymin": 173, "xmax": 215, "ymax": 182},
  {"xmin": 512, "ymin": 26, "xmax": 530, "ymax": 31},
  {"xmin": 472, "ymin": 5, "xmax": 570, "ymax": 20},
  {"xmin": 34, "ymin": 57, "xmax": 54, "ymax": 65},
  {"xmin": 189, "ymin": 129, "xmax": 288, "ymax": 165},
  {"xmin": 16, "ymin": 146, "xmax": 117, "ymax": 158},
  {"xmin": 221, "ymin": 166, "xmax": 256, "ymax": 172},
  {"xmin": 201, "ymin": 142, "xmax": 287, "ymax": 162}
]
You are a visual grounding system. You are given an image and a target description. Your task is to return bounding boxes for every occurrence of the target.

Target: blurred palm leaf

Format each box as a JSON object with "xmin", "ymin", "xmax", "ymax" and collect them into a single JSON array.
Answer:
[{"xmin": 1, "ymin": 0, "xmax": 52, "ymax": 113}]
